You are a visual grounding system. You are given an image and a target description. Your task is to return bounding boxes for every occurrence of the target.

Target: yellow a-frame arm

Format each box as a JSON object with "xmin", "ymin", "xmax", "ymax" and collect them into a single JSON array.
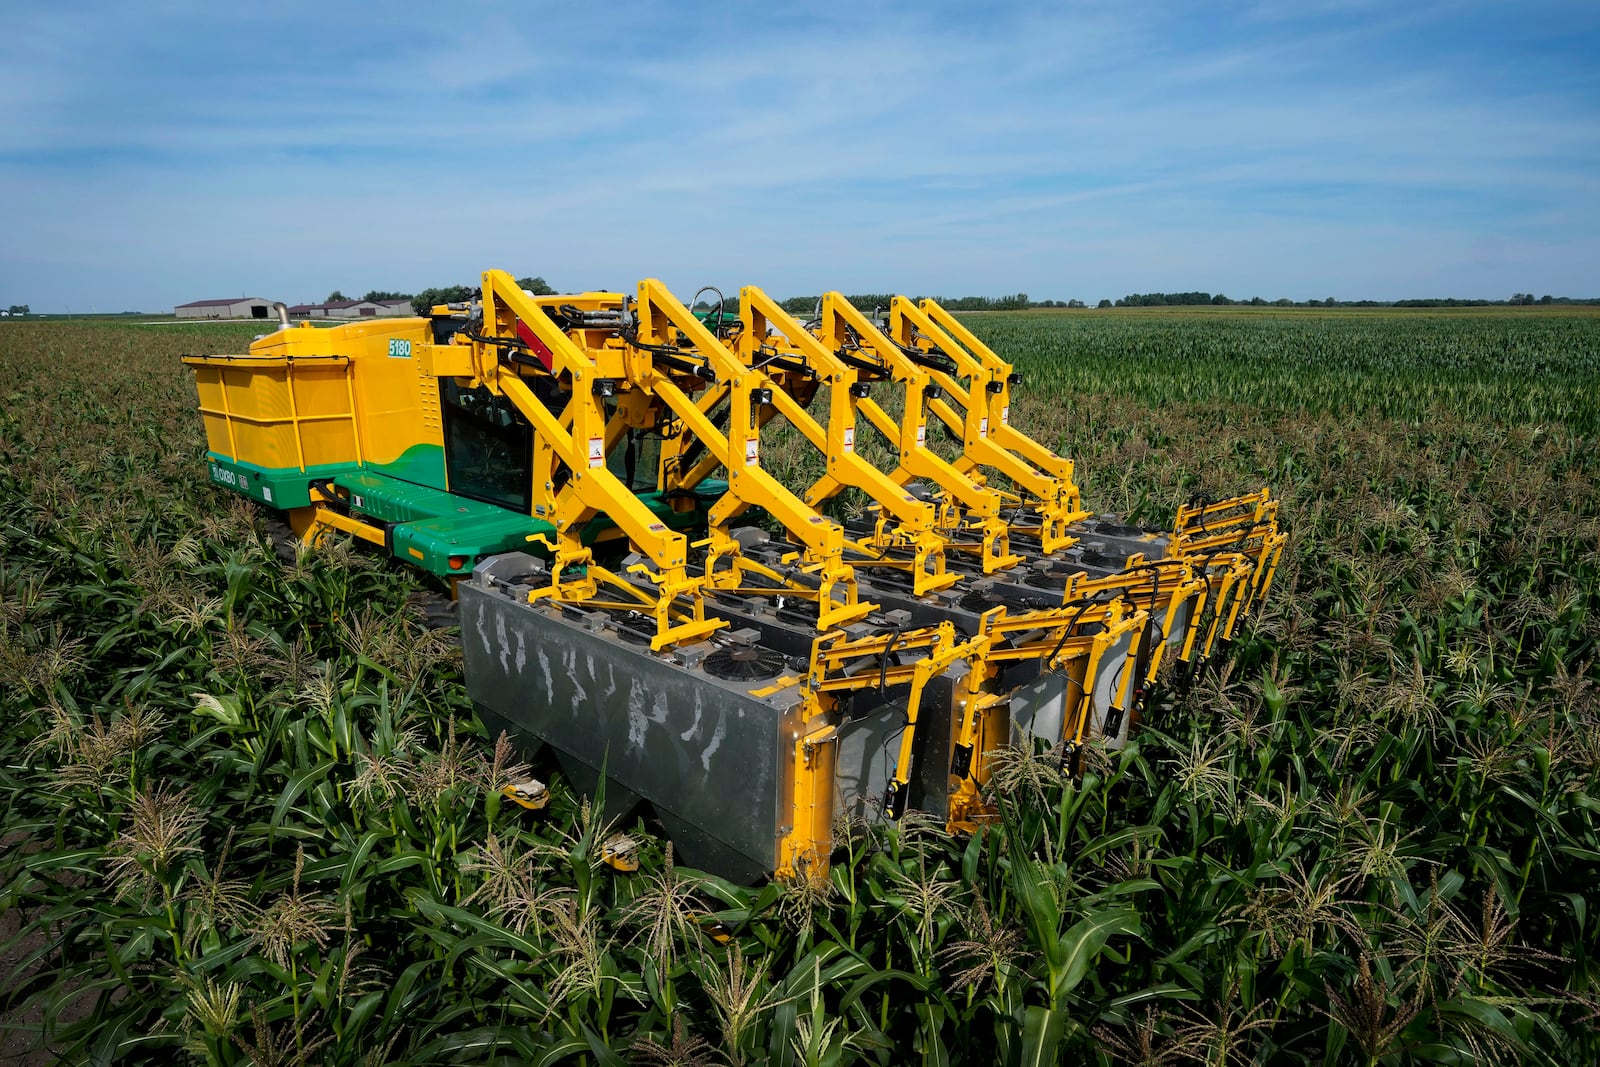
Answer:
[
  {"xmin": 736, "ymin": 286, "xmax": 956, "ymax": 597},
  {"xmin": 632, "ymin": 279, "xmax": 873, "ymax": 630},
  {"xmin": 919, "ymin": 300, "xmax": 1085, "ymax": 492},
  {"xmin": 887, "ymin": 298, "xmax": 1090, "ymax": 551},
  {"xmin": 463, "ymin": 271, "xmax": 723, "ymax": 650},
  {"xmin": 945, "ymin": 596, "xmax": 1148, "ymax": 825},
  {"xmin": 813, "ymin": 294, "xmax": 1025, "ymax": 574}
]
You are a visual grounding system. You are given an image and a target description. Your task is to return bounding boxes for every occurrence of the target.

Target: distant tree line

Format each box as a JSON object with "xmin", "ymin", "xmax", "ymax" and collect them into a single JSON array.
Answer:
[
  {"xmin": 322, "ymin": 289, "xmax": 417, "ymax": 304},
  {"xmin": 311, "ymin": 280, "xmax": 1599, "ymax": 319},
  {"xmin": 1102, "ymin": 292, "xmax": 1600, "ymax": 309},
  {"xmin": 767, "ymin": 291, "xmax": 1600, "ymax": 315},
  {"xmin": 772, "ymin": 293, "xmax": 1042, "ymax": 316},
  {"xmin": 406, "ymin": 277, "xmax": 553, "ymax": 314}
]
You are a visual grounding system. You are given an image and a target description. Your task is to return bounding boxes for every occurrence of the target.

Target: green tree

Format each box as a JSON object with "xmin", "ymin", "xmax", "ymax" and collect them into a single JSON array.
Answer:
[
  {"xmin": 1097, "ymin": 299, "xmax": 1112, "ymax": 309},
  {"xmin": 6, "ymin": 304, "xmax": 28, "ymax": 316},
  {"xmin": 515, "ymin": 276, "xmax": 555, "ymax": 295},
  {"xmin": 326, "ymin": 290, "xmax": 348, "ymax": 303},
  {"xmin": 363, "ymin": 290, "xmax": 413, "ymax": 302},
  {"xmin": 410, "ymin": 286, "xmax": 476, "ymax": 314}
]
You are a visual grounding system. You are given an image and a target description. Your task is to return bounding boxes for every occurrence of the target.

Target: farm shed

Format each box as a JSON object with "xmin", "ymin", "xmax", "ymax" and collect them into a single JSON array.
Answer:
[
  {"xmin": 292, "ymin": 299, "xmax": 415, "ymax": 319},
  {"xmin": 175, "ymin": 297, "xmax": 275, "ymax": 319}
]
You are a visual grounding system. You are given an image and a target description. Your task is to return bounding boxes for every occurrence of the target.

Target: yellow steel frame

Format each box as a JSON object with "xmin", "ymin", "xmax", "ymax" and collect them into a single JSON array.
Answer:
[
  {"xmin": 886, "ymin": 297, "xmax": 1091, "ymax": 552},
  {"xmin": 945, "ymin": 598, "xmax": 1148, "ymax": 827},
  {"xmin": 462, "ymin": 271, "xmax": 725, "ymax": 650},
  {"xmin": 809, "ymin": 294, "xmax": 1025, "ymax": 575},
  {"xmin": 630, "ymin": 279, "xmax": 874, "ymax": 632},
  {"xmin": 733, "ymin": 286, "xmax": 956, "ymax": 597}
]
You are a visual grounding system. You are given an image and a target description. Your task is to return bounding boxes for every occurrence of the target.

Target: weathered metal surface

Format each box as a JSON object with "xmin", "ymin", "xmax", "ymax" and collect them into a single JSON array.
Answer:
[
  {"xmin": 1008, "ymin": 627, "xmax": 1137, "ymax": 748},
  {"xmin": 833, "ymin": 671, "xmax": 960, "ymax": 824},
  {"xmin": 460, "ymin": 559, "xmax": 802, "ymax": 879}
]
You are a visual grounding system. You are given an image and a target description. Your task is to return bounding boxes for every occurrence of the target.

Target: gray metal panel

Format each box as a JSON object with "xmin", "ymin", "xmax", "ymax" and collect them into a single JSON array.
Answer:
[
  {"xmin": 1089, "ymin": 630, "xmax": 1137, "ymax": 747},
  {"xmin": 1165, "ymin": 599, "xmax": 1193, "ymax": 655},
  {"xmin": 1011, "ymin": 672, "xmax": 1067, "ymax": 745},
  {"xmin": 1007, "ymin": 629, "xmax": 1136, "ymax": 749},
  {"xmin": 833, "ymin": 672, "xmax": 957, "ymax": 824},
  {"xmin": 460, "ymin": 579, "xmax": 792, "ymax": 876}
]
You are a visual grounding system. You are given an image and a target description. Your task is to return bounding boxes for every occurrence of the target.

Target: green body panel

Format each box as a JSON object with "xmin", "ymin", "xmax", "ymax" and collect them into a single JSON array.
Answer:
[
  {"xmin": 205, "ymin": 453, "xmax": 726, "ymax": 580},
  {"xmin": 205, "ymin": 455, "xmax": 359, "ymax": 509},
  {"xmin": 367, "ymin": 443, "xmax": 447, "ymax": 492},
  {"xmin": 332, "ymin": 470, "xmax": 552, "ymax": 577},
  {"xmin": 387, "ymin": 509, "xmax": 555, "ymax": 576},
  {"xmin": 337, "ymin": 470, "xmax": 471, "ymax": 525}
]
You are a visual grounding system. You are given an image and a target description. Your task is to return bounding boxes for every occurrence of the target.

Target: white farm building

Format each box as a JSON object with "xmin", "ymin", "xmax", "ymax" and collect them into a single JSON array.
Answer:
[
  {"xmin": 286, "ymin": 299, "xmax": 414, "ymax": 319},
  {"xmin": 175, "ymin": 297, "xmax": 276, "ymax": 320}
]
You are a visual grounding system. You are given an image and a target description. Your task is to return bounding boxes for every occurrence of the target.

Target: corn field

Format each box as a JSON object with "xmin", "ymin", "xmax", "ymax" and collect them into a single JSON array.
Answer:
[{"xmin": 1, "ymin": 311, "xmax": 1597, "ymax": 1065}]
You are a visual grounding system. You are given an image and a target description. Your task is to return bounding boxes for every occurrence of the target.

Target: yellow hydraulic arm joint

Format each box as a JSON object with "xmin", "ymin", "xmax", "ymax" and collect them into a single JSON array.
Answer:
[
  {"xmin": 946, "ymin": 597, "xmax": 1148, "ymax": 821},
  {"xmin": 888, "ymin": 298, "xmax": 1088, "ymax": 551},
  {"xmin": 466, "ymin": 271, "xmax": 724, "ymax": 650},
  {"xmin": 805, "ymin": 621, "xmax": 979, "ymax": 820},
  {"xmin": 777, "ymin": 620, "xmax": 980, "ymax": 880},
  {"xmin": 1066, "ymin": 560, "xmax": 1210, "ymax": 686},
  {"xmin": 920, "ymin": 299, "xmax": 1083, "ymax": 493}
]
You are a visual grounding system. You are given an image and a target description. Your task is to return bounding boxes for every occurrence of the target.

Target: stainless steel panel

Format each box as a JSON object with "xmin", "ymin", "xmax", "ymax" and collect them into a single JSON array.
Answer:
[
  {"xmin": 1011, "ymin": 671, "xmax": 1067, "ymax": 746},
  {"xmin": 460, "ymin": 577, "xmax": 792, "ymax": 878},
  {"xmin": 1089, "ymin": 629, "xmax": 1137, "ymax": 747},
  {"xmin": 1008, "ymin": 627, "xmax": 1137, "ymax": 750},
  {"xmin": 833, "ymin": 673, "xmax": 958, "ymax": 824}
]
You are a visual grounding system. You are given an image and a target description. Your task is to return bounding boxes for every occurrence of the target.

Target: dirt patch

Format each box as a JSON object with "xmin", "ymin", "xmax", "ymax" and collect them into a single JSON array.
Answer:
[{"xmin": 1, "ymin": 831, "xmax": 102, "ymax": 1065}]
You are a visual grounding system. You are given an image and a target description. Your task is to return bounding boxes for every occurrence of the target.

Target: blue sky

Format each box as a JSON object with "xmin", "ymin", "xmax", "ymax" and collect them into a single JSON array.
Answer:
[{"xmin": 2, "ymin": 1, "xmax": 1596, "ymax": 311}]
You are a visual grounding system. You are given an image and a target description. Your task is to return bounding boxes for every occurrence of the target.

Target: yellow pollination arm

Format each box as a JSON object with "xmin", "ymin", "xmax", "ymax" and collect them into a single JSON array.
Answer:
[
  {"xmin": 631, "ymin": 280, "xmax": 873, "ymax": 630},
  {"xmin": 809, "ymin": 295, "xmax": 1025, "ymax": 575},
  {"xmin": 884, "ymin": 298, "xmax": 1090, "ymax": 550},
  {"xmin": 732, "ymin": 286, "xmax": 957, "ymax": 596},
  {"xmin": 467, "ymin": 271, "xmax": 726, "ymax": 649}
]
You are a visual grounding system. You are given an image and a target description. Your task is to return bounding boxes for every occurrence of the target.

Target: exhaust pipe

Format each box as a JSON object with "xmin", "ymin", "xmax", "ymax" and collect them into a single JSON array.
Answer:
[{"xmin": 273, "ymin": 301, "xmax": 290, "ymax": 330}]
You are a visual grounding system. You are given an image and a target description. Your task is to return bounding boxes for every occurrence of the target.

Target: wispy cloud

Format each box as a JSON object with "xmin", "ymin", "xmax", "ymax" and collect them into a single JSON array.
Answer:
[{"xmin": 1, "ymin": 0, "xmax": 1596, "ymax": 309}]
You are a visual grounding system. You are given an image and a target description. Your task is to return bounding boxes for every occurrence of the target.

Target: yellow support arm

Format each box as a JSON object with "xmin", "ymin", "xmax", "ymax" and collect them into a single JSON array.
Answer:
[
  {"xmin": 919, "ymin": 299, "xmax": 1080, "ymax": 486},
  {"xmin": 736, "ymin": 286, "xmax": 955, "ymax": 596},
  {"xmin": 889, "ymin": 298, "xmax": 1089, "ymax": 546},
  {"xmin": 475, "ymin": 271, "xmax": 690, "ymax": 574},
  {"xmin": 815, "ymin": 294, "xmax": 1024, "ymax": 574},
  {"xmin": 633, "ymin": 280, "xmax": 871, "ymax": 629},
  {"xmin": 463, "ymin": 272, "xmax": 724, "ymax": 649}
]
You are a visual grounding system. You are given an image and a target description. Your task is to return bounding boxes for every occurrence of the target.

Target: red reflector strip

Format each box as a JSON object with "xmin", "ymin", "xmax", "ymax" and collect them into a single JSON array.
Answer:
[{"xmin": 514, "ymin": 320, "xmax": 554, "ymax": 370}]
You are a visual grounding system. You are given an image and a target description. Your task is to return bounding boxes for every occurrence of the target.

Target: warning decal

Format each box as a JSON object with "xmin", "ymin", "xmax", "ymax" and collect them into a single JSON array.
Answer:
[
  {"xmin": 744, "ymin": 439, "xmax": 760, "ymax": 466},
  {"xmin": 842, "ymin": 426, "xmax": 855, "ymax": 453},
  {"xmin": 979, "ymin": 417, "xmax": 989, "ymax": 438},
  {"xmin": 916, "ymin": 424, "xmax": 926, "ymax": 447},
  {"xmin": 587, "ymin": 437, "xmax": 605, "ymax": 468}
]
